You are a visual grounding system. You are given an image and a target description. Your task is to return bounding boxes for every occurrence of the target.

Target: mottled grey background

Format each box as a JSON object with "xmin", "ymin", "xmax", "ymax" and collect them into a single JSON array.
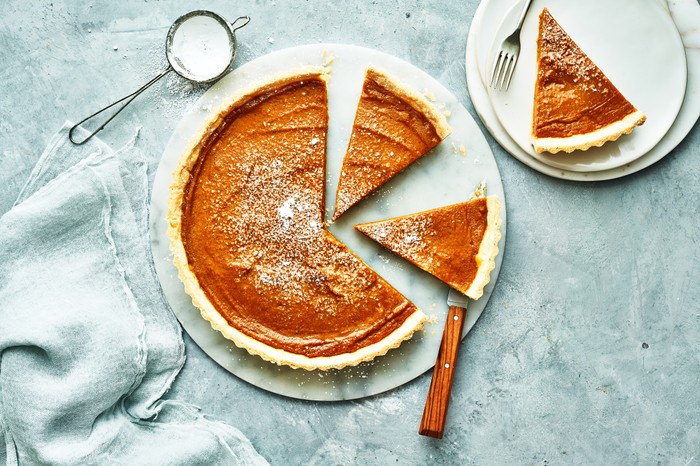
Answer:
[{"xmin": 1, "ymin": 1, "xmax": 698, "ymax": 465}]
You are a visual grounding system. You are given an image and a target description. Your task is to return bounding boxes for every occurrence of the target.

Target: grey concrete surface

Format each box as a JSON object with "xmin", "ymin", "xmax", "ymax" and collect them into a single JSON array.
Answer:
[{"xmin": 1, "ymin": 1, "xmax": 698, "ymax": 465}]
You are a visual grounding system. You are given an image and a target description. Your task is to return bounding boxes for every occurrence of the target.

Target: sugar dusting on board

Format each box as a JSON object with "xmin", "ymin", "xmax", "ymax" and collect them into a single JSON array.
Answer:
[{"xmin": 170, "ymin": 15, "xmax": 232, "ymax": 81}]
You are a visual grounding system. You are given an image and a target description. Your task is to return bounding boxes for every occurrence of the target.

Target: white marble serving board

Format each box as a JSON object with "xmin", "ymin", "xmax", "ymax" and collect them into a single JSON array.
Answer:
[
  {"xmin": 466, "ymin": 0, "xmax": 700, "ymax": 181},
  {"xmin": 149, "ymin": 44, "xmax": 507, "ymax": 401}
]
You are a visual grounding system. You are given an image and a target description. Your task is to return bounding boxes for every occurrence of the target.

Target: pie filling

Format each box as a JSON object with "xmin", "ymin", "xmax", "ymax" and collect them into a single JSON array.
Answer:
[{"xmin": 176, "ymin": 72, "xmax": 422, "ymax": 361}]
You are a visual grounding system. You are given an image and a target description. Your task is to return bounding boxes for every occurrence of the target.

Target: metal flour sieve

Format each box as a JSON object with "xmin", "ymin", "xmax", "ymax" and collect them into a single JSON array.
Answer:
[{"xmin": 69, "ymin": 11, "xmax": 250, "ymax": 145}]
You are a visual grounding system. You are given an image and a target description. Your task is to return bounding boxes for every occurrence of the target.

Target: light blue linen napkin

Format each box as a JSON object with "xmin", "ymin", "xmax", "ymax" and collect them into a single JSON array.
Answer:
[{"xmin": 0, "ymin": 123, "xmax": 268, "ymax": 465}]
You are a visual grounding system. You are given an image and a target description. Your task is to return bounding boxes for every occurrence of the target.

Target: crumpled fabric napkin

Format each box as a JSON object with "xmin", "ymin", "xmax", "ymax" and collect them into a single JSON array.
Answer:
[{"xmin": 0, "ymin": 123, "xmax": 268, "ymax": 465}]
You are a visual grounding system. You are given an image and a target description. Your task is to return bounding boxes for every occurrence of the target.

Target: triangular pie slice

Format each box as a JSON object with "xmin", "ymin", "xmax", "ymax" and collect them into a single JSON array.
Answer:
[
  {"xmin": 532, "ymin": 8, "xmax": 646, "ymax": 154},
  {"xmin": 168, "ymin": 68, "xmax": 425, "ymax": 371},
  {"xmin": 355, "ymin": 195, "xmax": 501, "ymax": 300},
  {"xmin": 332, "ymin": 68, "xmax": 451, "ymax": 221}
]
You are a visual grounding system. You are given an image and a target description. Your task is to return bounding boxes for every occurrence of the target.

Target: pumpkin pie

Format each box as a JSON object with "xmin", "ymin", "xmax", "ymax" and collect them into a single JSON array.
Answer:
[
  {"xmin": 332, "ymin": 68, "xmax": 451, "ymax": 221},
  {"xmin": 532, "ymin": 8, "xmax": 646, "ymax": 154},
  {"xmin": 355, "ymin": 195, "xmax": 501, "ymax": 299},
  {"xmin": 167, "ymin": 67, "xmax": 426, "ymax": 371}
]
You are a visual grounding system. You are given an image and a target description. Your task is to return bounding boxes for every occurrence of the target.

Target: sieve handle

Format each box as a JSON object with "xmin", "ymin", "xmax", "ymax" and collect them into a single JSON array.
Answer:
[
  {"xmin": 229, "ymin": 15, "xmax": 251, "ymax": 32},
  {"xmin": 69, "ymin": 67, "xmax": 172, "ymax": 145}
]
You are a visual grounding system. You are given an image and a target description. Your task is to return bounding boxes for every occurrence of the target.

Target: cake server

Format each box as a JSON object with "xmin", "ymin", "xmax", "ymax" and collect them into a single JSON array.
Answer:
[{"xmin": 419, "ymin": 287, "xmax": 469, "ymax": 439}]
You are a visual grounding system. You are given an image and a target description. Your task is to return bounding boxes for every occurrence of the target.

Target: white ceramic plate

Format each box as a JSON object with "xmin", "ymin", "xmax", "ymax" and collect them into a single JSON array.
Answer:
[
  {"xmin": 466, "ymin": 0, "xmax": 700, "ymax": 181},
  {"xmin": 150, "ymin": 44, "xmax": 506, "ymax": 401},
  {"xmin": 486, "ymin": 0, "xmax": 687, "ymax": 172}
]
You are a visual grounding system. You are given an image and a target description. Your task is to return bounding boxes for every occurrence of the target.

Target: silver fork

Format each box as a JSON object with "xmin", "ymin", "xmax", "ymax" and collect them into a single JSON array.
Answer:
[{"xmin": 489, "ymin": 0, "xmax": 534, "ymax": 91}]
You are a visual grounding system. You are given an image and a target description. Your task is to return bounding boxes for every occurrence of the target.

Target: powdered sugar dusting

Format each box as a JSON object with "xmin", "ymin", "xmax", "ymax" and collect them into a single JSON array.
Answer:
[
  {"xmin": 169, "ymin": 14, "xmax": 232, "ymax": 81},
  {"xmin": 362, "ymin": 215, "xmax": 434, "ymax": 259},
  {"xmin": 278, "ymin": 197, "xmax": 297, "ymax": 230},
  {"xmin": 135, "ymin": 41, "xmax": 208, "ymax": 121},
  {"xmin": 404, "ymin": 234, "xmax": 420, "ymax": 244}
]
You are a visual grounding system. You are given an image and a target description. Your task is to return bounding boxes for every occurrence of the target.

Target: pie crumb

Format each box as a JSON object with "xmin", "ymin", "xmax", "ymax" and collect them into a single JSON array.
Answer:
[{"xmin": 422, "ymin": 90, "xmax": 437, "ymax": 102}]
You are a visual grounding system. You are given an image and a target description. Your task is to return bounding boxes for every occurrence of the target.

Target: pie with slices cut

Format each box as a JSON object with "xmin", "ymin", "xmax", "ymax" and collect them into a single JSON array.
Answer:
[
  {"xmin": 167, "ymin": 67, "xmax": 426, "ymax": 371},
  {"xmin": 355, "ymin": 195, "xmax": 501, "ymax": 299},
  {"xmin": 332, "ymin": 68, "xmax": 451, "ymax": 221},
  {"xmin": 532, "ymin": 8, "xmax": 646, "ymax": 154}
]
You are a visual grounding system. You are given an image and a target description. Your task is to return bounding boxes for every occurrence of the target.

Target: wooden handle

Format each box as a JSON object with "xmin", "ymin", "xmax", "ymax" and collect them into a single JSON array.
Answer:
[{"xmin": 419, "ymin": 305, "xmax": 467, "ymax": 439}]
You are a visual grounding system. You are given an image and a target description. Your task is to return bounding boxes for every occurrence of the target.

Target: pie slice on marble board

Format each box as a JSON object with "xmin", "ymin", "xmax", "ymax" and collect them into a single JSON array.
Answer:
[
  {"xmin": 332, "ymin": 67, "xmax": 451, "ymax": 221},
  {"xmin": 355, "ymin": 193, "xmax": 502, "ymax": 300}
]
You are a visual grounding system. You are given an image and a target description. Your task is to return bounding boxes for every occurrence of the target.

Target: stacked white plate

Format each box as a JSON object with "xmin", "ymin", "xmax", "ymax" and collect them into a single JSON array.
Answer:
[{"xmin": 466, "ymin": 0, "xmax": 700, "ymax": 181}]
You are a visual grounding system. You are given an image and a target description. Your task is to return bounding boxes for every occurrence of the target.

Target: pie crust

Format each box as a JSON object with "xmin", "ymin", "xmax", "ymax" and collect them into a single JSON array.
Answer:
[
  {"xmin": 355, "ymin": 195, "xmax": 502, "ymax": 300},
  {"xmin": 167, "ymin": 67, "xmax": 426, "ymax": 371},
  {"xmin": 332, "ymin": 67, "xmax": 451, "ymax": 221},
  {"xmin": 532, "ymin": 8, "xmax": 646, "ymax": 154}
]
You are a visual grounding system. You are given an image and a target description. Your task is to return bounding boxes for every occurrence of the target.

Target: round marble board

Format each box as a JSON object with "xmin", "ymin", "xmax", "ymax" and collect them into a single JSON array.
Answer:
[{"xmin": 150, "ymin": 44, "xmax": 507, "ymax": 401}]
